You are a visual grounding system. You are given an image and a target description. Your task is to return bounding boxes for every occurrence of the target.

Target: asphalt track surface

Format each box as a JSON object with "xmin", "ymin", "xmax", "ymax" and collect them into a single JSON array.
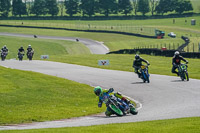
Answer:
[
  {"xmin": 0, "ymin": 60, "xmax": 200, "ymax": 130},
  {"xmin": 0, "ymin": 32, "xmax": 109, "ymax": 54}
]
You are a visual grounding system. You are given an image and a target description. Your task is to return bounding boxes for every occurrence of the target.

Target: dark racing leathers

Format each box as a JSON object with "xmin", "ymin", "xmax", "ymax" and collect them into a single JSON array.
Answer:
[
  {"xmin": 27, "ymin": 47, "xmax": 34, "ymax": 57},
  {"xmin": 133, "ymin": 58, "xmax": 149, "ymax": 77},
  {"xmin": 172, "ymin": 55, "xmax": 188, "ymax": 76},
  {"xmin": 1, "ymin": 48, "xmax": 8, "ymax": 60},
  {"xmin": 18, "ymin": 48, "xmax": 25, "ymax": 57}
]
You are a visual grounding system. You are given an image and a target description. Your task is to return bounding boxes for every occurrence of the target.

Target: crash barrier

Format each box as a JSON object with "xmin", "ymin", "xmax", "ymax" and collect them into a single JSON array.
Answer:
[
  {"xmin": 0, "ymin": 24, "xmax": 157, "ymax": 39},
  {"xmin": 108, "ymin": 48, "xmax": 200, "ymax": 58}
]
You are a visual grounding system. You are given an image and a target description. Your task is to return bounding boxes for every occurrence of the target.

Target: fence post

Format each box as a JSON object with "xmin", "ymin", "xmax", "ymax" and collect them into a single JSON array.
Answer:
[
  {"xmin": 193, "ymin": 43, "xmax": 195, "ymax": 52},
  {"xmin": 199, "ymin": 42, "xmax": 200, "ymax": 52},
  {"xmin": 169, "ymin": 43, "xmax": 171, "ymax": 50}
]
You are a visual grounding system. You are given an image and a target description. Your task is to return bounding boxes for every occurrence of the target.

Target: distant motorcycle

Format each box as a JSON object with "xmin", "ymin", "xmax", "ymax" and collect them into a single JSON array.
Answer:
[
  {"xmin": 178, "ymin": 63, "xmax": 189, "ymax": 81},
  {"xmin": 27, "ymin": 50, "xmax": 34, "ymax": 61},
  {"xmin": 1, "ymin": 51, "xmax": 8, "ymax": 61},
  {"xmin": 18, "ymin": 51, "xmax": 25, "ymax": 61},
  {"xmin": 139, "ymin": 65, "xmax": 150, "ymax": 83}
]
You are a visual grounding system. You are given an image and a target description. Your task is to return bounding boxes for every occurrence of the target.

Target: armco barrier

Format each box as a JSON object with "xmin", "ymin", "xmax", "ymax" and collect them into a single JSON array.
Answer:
[{"xmin": 108, "ymin": 48, "xmax": 200, "ymax": 58}]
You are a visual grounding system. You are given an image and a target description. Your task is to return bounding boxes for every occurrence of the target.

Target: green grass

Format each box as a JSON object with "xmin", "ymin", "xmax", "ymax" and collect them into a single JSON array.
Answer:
[
  {"xmin": 0, "ymin": 36, "xmax": 91, "ymax": 59},
  {"xmin": 0, "ymin": 15, "xmax": 200, "ymax": 52},
  {"xmin": 49, "ymin": 54, "xmax": 200, "ymax": 80},
  {"xmin": 0, "ymin": 66, "xmax": 105, "ymax": 125},
  {"xmin": 0, "ymin": 26, "xmax": 188, "ymax": 52},
  {"xmin": 1, "ymin": 117, "xmax": 200, "ymax": 133},
  {"xmin": 0, "ymin": 36, "xmax": 199, "ymax": 79}
]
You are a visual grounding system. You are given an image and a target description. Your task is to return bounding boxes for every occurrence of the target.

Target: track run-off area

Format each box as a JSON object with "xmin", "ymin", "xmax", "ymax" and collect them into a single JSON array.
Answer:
[{"xmin": 0, "ymin": 60, "xmax": 200, "ymax": 130}]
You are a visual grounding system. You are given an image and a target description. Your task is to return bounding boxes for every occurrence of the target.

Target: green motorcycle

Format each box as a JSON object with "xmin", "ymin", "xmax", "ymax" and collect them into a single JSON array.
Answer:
[
  {"xmin": 178, "ymin": 63, "xmax": 189, "ymax": 81},
  {"xmin": 105, "ymin": 94, "xmax": 138, "ymax": 117}
]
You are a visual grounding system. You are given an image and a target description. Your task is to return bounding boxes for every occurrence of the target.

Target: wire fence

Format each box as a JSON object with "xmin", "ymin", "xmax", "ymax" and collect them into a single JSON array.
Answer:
[{"xmin": 133, "ymin": 42, "xmax": 200, "ymax": 53}]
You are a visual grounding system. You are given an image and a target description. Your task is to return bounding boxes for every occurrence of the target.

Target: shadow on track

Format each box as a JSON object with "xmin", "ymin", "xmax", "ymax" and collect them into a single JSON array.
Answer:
[
  {"xmin": 171, "ymin": 80, "xmax": 184, "ymax": 82},
  {"xmin": 131, "ymin": 82, "xmax": 145, "ymax": 84}
]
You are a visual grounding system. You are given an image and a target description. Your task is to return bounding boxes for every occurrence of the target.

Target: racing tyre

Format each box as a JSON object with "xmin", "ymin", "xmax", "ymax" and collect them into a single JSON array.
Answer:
[
  {"xmin": 185, "ymin": 72, "xmax": 189, "ymax": 81},
  {"xmin": 108, "ymin": 104, "xmax": 123, "ymax": 116},
  {"xmin": 130, "ymin": 107, "xmax": 138, "ymax": 115}
]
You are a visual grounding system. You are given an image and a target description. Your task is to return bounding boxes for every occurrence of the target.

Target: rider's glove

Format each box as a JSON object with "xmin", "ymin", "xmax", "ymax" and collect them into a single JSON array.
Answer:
[
  {"xmin": 98, "ymin": 102, "xmax": 102, "ymax": 108},
  {"xmin": 109, "ymin": 88, "xmax": 114, "ymax": 92},
  {"xmin": 186, "ymin": 61, "xmax": 189, "ymax": 64}
]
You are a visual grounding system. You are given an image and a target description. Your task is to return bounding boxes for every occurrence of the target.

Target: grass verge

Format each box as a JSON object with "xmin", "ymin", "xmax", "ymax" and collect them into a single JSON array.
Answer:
[
  {"xmin": 0, "ymin": 117, "xmax": 199, "ymax": 133},
  {"xmin": 0, "ymin": 36, "xmax": 199, "ymax": 79},
  {"xmin": 49, "ymin": 54, "xmax": 200, "ymax": 80},
  {"xmin": 0, "ymin": 66, "xmax": 104, "ymax": 125}
]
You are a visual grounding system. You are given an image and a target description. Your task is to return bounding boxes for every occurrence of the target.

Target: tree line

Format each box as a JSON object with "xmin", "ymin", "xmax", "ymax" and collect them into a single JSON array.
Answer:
[{"xmin": 0, "ymin": 0, "xmax": 194, "ymax": 18}]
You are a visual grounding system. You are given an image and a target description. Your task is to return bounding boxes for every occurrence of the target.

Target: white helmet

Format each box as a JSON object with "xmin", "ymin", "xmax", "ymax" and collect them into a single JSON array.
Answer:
[
  {"xmin": 174, "ymin": 51, "xmax": 180, "ymax": 56},
  {"xmin": 28, "ymin": 45, "xmax": 31, "ymax": 47}
]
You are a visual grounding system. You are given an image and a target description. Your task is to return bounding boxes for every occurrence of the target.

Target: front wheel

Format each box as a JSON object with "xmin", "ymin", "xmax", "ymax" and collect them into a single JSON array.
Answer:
[
  {"xmin": 108, "ymin": 104, "xmax": 123, "ymax": 116},
  {"xmin": 185, "ymin": 72, "xmax": 189, "ymax": 81}
]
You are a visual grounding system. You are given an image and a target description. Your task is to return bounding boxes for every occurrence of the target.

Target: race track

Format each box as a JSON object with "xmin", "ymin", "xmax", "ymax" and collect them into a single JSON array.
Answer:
[
  {"xmin": 0, "ymin": 32, "xmax": 109, "ymax": 54},
  {"xmin": 0, "ymin": 60, "xmax": 200, "ymax": 130}
]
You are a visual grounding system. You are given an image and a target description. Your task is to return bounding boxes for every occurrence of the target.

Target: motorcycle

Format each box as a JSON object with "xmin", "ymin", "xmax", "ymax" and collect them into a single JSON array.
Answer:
[
  {"xmin": 1, "ymin": 51, "xmax": 8, "ymax": 61},
  {"xmin": 27, "ymin": 50, "xmax": 34, "ymax": 61},
  {"xmin": 102, "ymin": 93, "xmax": 138, "ymax": 117},
  {"xmin": 178, "ymin": 63, "xmax": 189, "ymax": 81},
  {"xmin": 18, "ymin": 51, "xmax": 25, "ymax": 61},
  {"xmin": 139, "ymin": 65, "xmax": 150, "ymax": 83}
]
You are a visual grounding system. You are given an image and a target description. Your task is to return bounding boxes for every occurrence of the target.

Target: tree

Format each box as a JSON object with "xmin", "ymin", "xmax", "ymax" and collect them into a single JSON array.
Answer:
[
  {"xmin": 80, "ymin": 0, "xmax": 96, "ymax": 17},
  {"xmin": 175, "ymin": 0, "xmax": 193, "ymax": 14},
  {"xmin": 12, "ymin": 0, "xmax": 27, "ymax": 17},
  {"xmin": 31, "ymin": 0, "xmax": 47, "ymax": 16},
  {"xmin": 46, "ymin": 0, "xmax": 59, "ymax": 16},
  {"xmin": 58, "ymin": 0, "xmax": 65, "ymax": 16},
  {"xmin": 0, "ymin": 0, "xmax": 11, "ymax": 17},
  {"xmin": 99, "ymin": 0, "xmax": 118, "ymax": 17},
  {"xmin": 65, "ymin": 0, "xmax": 79, "ymax": 17},
  {"xmin": 155, "ymin": 0, "xmax": 177, "ymax": 15},
  {"xmin": 137, "ymin": 0, "xmax": 150, "ymax": 16},
  {"xmin": 132, "ymin": 0, "xmax": 138, "ymax": 15},
  {"xmin": 118, "ymin": 0, "xmax": 133, "ymax": 16},
  {"xmin": 150, "ymin": 0, "xmax": 159, "ymax": 16}
]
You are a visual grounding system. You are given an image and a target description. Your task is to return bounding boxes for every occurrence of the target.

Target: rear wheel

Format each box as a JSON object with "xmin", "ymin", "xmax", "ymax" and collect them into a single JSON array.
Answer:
[{"xmin": 130, "ymin": 107, "xmax": 138, "ymax": 115}]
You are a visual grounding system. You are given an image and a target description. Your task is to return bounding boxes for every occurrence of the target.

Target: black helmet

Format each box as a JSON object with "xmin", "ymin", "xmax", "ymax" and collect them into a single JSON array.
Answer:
[{"xmin": 135, "ymin": 54, "xmax": 140, "ymax": 60}]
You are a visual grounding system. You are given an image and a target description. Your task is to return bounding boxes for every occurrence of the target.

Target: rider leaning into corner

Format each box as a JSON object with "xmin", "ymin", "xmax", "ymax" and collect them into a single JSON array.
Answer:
[
  {"xmin": 132, "ymin": 54, "xmax": 150, "ymax": 78},
  {"xmin": 94, "ymin": 86, "xmax": 130, "ymax": 116},
  {"xmin": 172, "ymin": 51, "xmax": 188, "ymax": 76}
]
